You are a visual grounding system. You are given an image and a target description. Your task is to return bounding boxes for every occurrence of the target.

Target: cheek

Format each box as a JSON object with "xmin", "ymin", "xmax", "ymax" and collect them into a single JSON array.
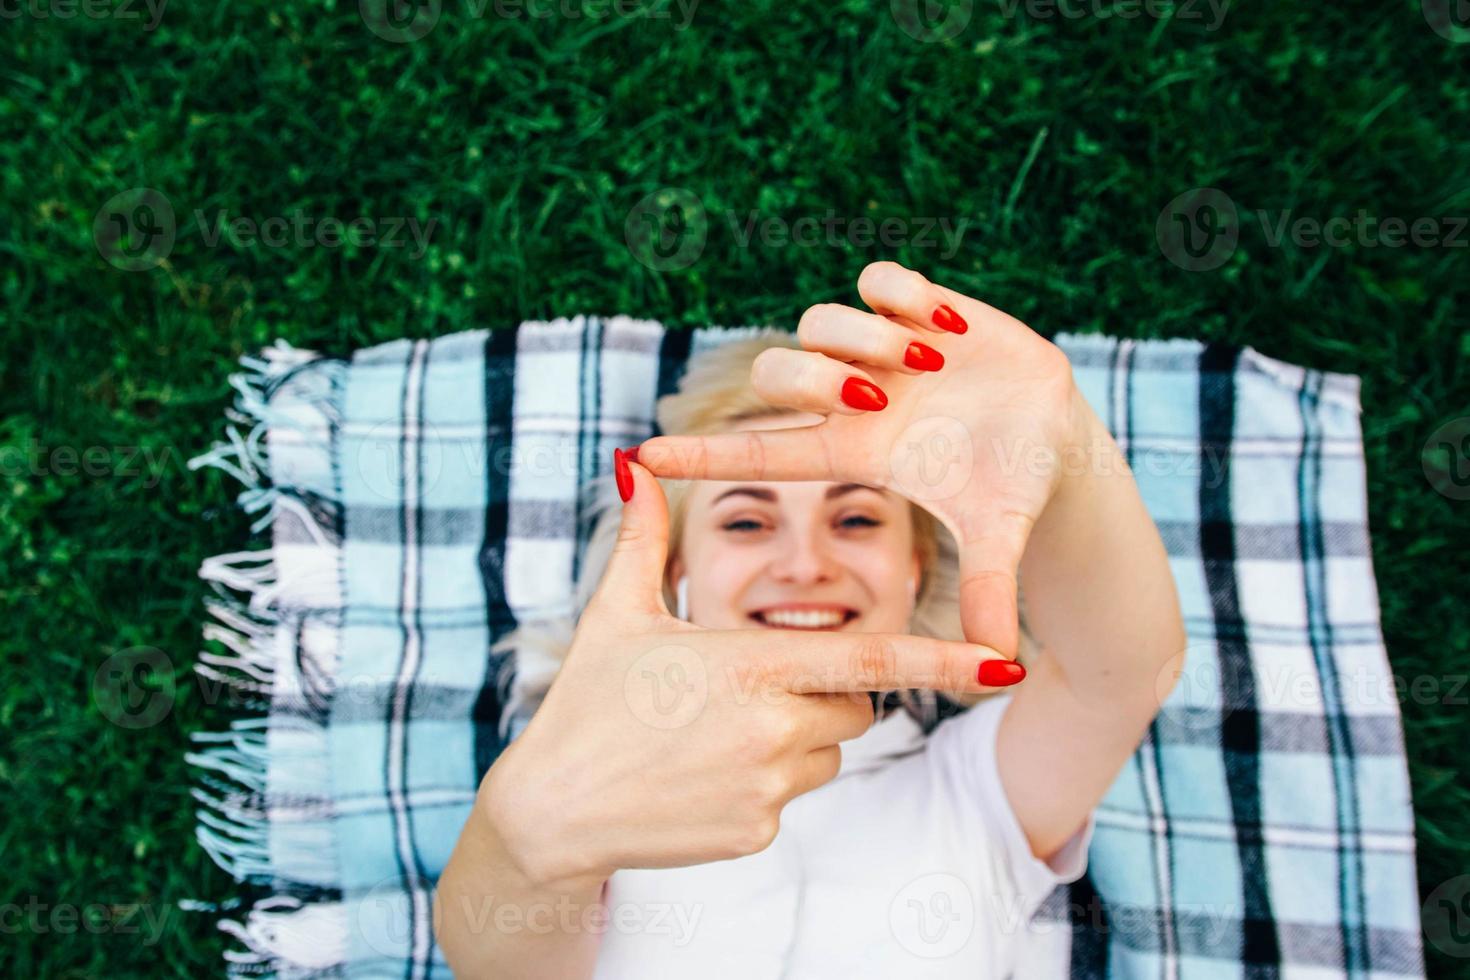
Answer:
[
  {"xmin": 835, "ymin": 535, "xmax": 917, "ymax": 626},
  {"xmin": 681, "ymin": 539, "xmax": 766, "ymax": 622}
]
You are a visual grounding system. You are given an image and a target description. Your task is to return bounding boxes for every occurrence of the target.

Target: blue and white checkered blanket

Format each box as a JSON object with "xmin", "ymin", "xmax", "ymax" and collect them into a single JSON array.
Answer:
[{"xmin": 187, "ymin": 318, "xmax": 1424, "ymax": 978}]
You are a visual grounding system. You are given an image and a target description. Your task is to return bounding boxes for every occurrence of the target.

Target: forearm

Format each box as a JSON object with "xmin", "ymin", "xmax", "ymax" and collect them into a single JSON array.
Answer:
[
  {"xmin": 1017, "ymin": 398, "xmax": 1187, "ymax": 707},
  {"xmin": 435, "ymin": 779, "xmax": 607, "ymax": 980}
]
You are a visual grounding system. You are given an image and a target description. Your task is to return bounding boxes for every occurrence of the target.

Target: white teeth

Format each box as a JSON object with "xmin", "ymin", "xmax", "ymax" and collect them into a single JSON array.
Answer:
[{"xmin": 759, "ymin": 609, "xmax": 846, "ymax": 629}]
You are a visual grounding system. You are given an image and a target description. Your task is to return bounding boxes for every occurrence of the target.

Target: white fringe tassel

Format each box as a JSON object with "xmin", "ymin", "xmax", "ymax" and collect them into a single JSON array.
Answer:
[{"xmin": 186, "ymin": 341, "xmax": 349, "ymax": 977}]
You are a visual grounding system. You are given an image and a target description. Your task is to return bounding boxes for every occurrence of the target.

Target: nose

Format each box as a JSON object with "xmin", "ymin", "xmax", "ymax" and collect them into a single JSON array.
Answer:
[{"xmin": 768, "ymin": 527, "xmax": 840, "ymax": 585}]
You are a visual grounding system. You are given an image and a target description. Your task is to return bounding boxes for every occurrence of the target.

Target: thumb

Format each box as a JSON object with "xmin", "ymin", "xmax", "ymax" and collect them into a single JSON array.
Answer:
[
  {"xmin": 592, "ymin": 451, "xmax": 673, "ymax": 616},
  {"xmin": 955, "ymin": 510, "xmax": 1030, "ymax": 661}
]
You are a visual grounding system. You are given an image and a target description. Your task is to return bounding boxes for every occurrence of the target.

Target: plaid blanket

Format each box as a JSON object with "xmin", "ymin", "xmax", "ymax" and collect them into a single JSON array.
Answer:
[{"xmin": 186, "ymin": 318, "xmax": 1424, "ymax": 978}]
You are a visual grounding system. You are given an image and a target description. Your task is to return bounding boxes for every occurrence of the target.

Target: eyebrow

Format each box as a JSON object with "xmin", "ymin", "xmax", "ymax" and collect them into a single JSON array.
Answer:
[{"xmin": 710, "ymin": 483, "xmax": 882, "ymax": 505}]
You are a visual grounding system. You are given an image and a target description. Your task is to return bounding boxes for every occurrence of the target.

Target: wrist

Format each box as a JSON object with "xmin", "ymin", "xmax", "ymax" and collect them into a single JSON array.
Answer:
[{"xmin": 477, "ymin": 749, "xmax": 612, "ymax": 896}]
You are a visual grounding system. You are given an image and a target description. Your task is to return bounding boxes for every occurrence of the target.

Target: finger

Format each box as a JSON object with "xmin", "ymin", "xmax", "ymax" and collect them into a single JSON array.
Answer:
[
  {"xmin": 796, "ymin": 303, "xmax": 946, "ymax": 375},
  {"xmin": 795, "ymin": 691, "xmax": 875, "ymax": 747},
  {"xmin": 954, "ymin": 507, "xmax": 1033, "ymax": 660},
  {"xmin": 747, "ymin": 630, "xmax": 1021, "ymax": 698},
  {"xmin": 857, "ymin": 261, "xmax": 970, "ymax": 336},
  {"xmin": 638, "ymin": 428, "xmax": 854, "ymax": 483},
  {"xmin": 788, "ymin": 745, "xmax": 842, "ymax": 799},
  {"xmin": 589, "ymin": 456, "xmax": 672, "ymax": 616},
  {"xmin": 750, "ymin": 347, "xmax": 890, "ymax": 417}
]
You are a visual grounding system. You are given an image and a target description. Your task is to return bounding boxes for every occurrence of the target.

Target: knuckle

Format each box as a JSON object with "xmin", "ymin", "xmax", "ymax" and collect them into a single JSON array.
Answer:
[
  {"xmin": 736, "ymin": 816, "xmax": 781, "ymax": 856},
  {"xmin": 851, "ymin": 635, "xmax": 899, "ymax": 689}
]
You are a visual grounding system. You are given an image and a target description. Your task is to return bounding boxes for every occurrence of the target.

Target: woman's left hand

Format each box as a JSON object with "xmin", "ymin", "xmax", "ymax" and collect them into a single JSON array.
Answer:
[{"xmin": 638, "ymin": 261, "xmax": 1103, "ymax": 660}]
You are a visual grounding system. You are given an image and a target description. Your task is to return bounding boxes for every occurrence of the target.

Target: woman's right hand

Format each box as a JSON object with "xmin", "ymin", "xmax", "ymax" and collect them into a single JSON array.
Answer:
[{"xmin": 478, "ymin": 458, "xmax": 1014, "ymax": 891}]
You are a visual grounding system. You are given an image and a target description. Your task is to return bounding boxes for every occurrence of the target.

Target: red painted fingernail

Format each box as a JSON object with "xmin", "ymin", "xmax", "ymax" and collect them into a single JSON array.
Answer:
[
  {"xmin": 904, "ymin": 342, "xmax": 945, "ymax": 372},
  {"xmin": 977, "ymin": 660, "xmax": 1025, "ymax": 687},
  {"xmin": 840, "ymin": 377, "xmax": 888, "ymax": 412},
  {"xmin": 622, "ymin": 446, "xmax": 640, "ymax": 465},
  {"xmin": 932, "ymin": 304, "xmax": 968, "ymax": 334},
  {"xmin": 613, "ymin": 448, "xmax": 634, "ymax": 502}
]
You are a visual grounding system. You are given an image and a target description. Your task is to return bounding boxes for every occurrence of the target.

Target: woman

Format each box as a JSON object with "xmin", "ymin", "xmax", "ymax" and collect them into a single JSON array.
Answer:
[{"xmin": 435, "ymin": 262, "xmax": 1186, "ymax": 978}]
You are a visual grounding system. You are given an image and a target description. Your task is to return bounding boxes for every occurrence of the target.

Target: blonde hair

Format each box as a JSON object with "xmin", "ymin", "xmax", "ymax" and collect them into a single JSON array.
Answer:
[{"xmin": 497, "ymin": 333, "xmax": 1026, "ymax": 739}]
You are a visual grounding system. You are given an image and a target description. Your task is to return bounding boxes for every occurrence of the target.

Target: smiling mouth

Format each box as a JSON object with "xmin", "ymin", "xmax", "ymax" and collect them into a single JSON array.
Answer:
[{"xmin": 749, "ymin": 607, "xmax": 859, "ymax": 630}]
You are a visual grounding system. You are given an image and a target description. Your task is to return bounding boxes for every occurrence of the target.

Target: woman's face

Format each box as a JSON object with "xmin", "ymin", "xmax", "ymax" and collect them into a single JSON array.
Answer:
[{"xmin": 669, "ymin": 413, "xmax": 921, "ymax": 634}]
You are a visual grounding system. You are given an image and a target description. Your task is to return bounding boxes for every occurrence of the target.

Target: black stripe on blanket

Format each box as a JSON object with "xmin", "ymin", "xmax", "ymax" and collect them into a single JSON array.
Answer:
[
  {"xmin": 1200, "ymin": 342, "xmax": 1282, "ymax": 975},
  {"xmin": 473, "ymin": 327, "xmax": 521, "ymax": 780}
]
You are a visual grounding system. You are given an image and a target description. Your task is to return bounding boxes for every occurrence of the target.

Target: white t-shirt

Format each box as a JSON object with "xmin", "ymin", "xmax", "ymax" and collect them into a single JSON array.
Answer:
[{"xmin": 591, "ymin": 693, "xmax": 1094, "ymax": 979}]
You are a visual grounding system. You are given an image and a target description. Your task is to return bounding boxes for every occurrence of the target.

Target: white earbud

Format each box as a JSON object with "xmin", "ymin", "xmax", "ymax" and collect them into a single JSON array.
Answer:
[{"xmin": 676, "ymin": 576, "xmax": 690, "ymax": 620}]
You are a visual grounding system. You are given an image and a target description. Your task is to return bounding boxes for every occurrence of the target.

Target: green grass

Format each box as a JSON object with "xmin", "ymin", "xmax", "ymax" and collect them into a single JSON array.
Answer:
[{"xmin": 2, "ymin": 1, "xmax": 1468, "ymax": 975}]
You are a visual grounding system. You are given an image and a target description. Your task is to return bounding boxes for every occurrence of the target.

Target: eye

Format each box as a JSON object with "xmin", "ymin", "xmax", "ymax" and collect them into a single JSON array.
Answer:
[
  {"xmin": 837, "ymin": 514, "xmax": 882, "ymax": 530},
  {"xmin": 721, "ymin": 518, "xmax": 768, "ymax": 533}
]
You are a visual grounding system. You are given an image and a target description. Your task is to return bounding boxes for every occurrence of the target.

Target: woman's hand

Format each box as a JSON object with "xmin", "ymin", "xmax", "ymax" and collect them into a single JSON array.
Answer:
[
  {"xmin": 479, "ymin": 460, "xmax": 1016, "ymax": 891},
  {"xmin": 638, "ymin": 261, "xmax": 1097, "ymax": 659}
]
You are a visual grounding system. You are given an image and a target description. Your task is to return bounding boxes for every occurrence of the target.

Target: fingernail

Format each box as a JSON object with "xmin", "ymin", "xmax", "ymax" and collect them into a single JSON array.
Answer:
[
  {"xmin": 622, "ymin": 446, "xmax": 640, "ymax": 465},
  {"xmin": 903, "ymin": 342, "xmax": 945, "ymax": 372},
  {"xmin": 613, "ymin": 448, "xmax": 634, "ymax": 502},
  {"xmin": 977, "ymin": 660, "xmax": 1025, "ymax": 687},
  {"xmin": 840, "ymin": 377, "xmax": 888, "ymax": 412},
  {"xmin": 932, "ymin": 304, "xmax": 968, "ymax": 334}
]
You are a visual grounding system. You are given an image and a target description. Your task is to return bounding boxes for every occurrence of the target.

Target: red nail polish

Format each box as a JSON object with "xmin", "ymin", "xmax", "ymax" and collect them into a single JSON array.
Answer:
[
  {"xmin": 622, "ymin": 446, "xmax": 640, "ymax": 465},
  {"xmin": 840, "ymin": 377, "xmax": 888, "ymax": 412},
  {"xmin": 977, "ymin": 660, "xmax": 1025, "ymax": 687},
  {"xmin": 932, "ymin": 304, "xmax": 968, "ymax": 334},
  {"xmin": 613, "ymin": 448, "xmax": 634, "ymax": 502},
  {"xmin": 903, "ymin": 342, "xmax": 945, "ymax": 372}
]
